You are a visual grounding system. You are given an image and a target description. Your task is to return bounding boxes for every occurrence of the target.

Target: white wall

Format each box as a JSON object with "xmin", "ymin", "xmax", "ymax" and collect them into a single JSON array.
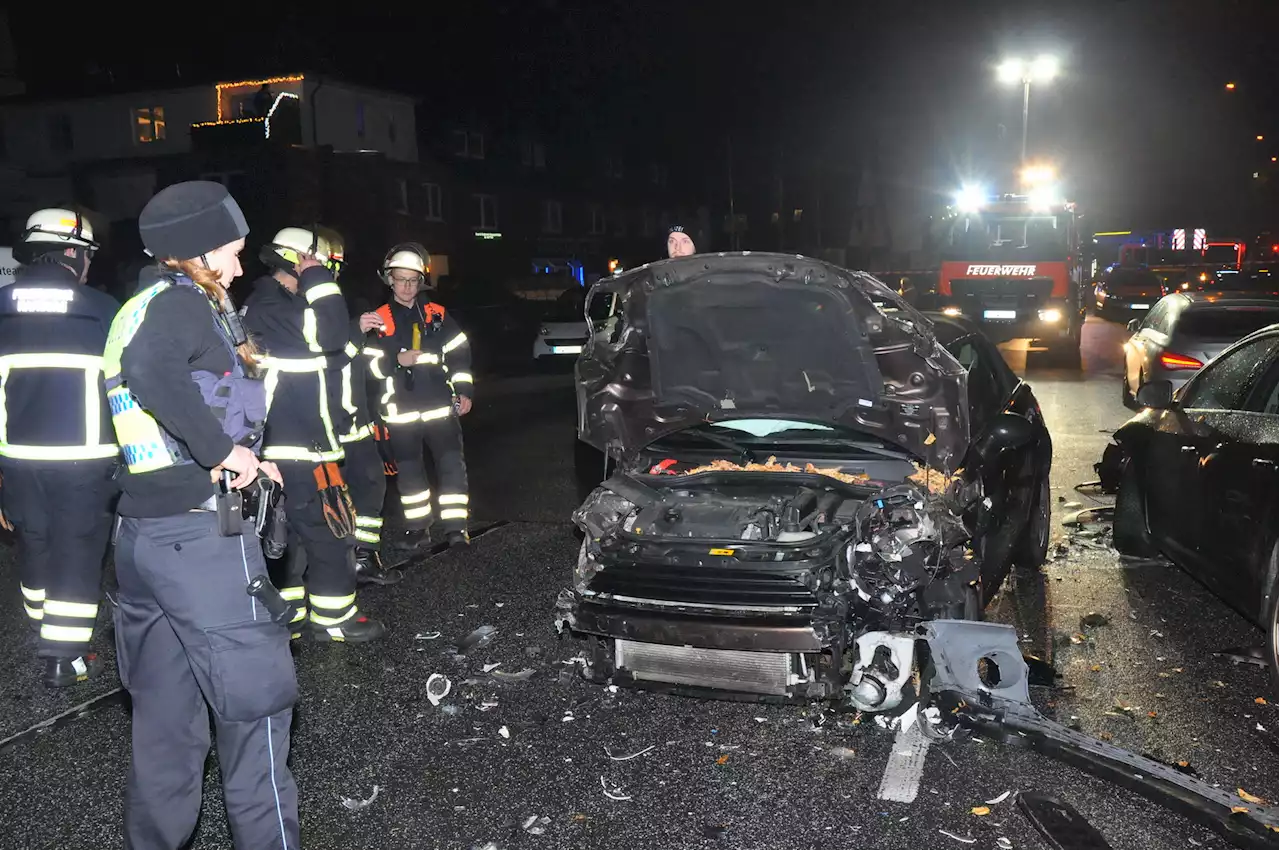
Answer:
[
  {"xmin": 304, "ymin": 80, "xmax": 418, "ymax": 163},
  {"xmin": 0, "ymin": 87, "xmax": 212, "ymax": 171}
]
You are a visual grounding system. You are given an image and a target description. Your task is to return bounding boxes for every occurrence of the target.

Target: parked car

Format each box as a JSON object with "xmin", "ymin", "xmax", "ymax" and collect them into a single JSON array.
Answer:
[
  {"xmin": 1100, "ymin": 324, "xmax": 1278, "ymax": 675},
  {"xmin": 1121, "ymin": 292, "xmax": 1278, "ymax": 407},
  {"xmin": 1194, "ymin": 265, "xmax": 1278, "ymax": 296},
  {"xmin": 1093, "ymin": 265, "xmax": 1167, "ymax": 320},
  {"xmin": 557, "ymin": 253, "xmax": 1052, "ymax": 705},
  {"xmin": 532, "ymin": 287, "xmax": 597, "ymax": 362},
  {"xmin": 437, "ymin": 276, "xmax": 541, "ymax": 376}
]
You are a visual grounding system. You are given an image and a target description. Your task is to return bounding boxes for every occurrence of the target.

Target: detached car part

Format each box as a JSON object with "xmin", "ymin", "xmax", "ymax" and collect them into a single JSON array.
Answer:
[{"xmin": 923, "ymin": 620, "xmax": 1280, "ymax": 850}]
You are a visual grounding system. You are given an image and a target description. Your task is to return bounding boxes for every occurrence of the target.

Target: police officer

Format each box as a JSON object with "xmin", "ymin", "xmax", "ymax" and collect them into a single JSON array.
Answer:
[
  {"xmin": 242, "ymin": 227, "xmax": 387, "ymax": 641},
  {"xmin": 106, "ymin": 181, "xmax": 298, "ymax": 849},
  {"xmin": 0, "ymin": 208, "xmax": 120, "ymax": 687},
  {"xmin": 372, "ymin": 243, "xmax": 474, "ymax": 550},
  {"xmin": 316, "ymin": 226, "xmax": 403, "ymax": 584}
]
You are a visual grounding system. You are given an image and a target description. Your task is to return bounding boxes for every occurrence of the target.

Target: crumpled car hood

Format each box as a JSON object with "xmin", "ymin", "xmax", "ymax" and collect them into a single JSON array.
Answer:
[{"xmin": 576, "ymin": 253, "xmax": 970, "ymax": 471}]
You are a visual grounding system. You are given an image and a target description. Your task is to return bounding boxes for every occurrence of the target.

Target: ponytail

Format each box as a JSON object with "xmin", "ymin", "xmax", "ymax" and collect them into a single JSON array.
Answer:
[{"xmin": 162, "ymin": 258, "xmax": 262, "ymax": 372}]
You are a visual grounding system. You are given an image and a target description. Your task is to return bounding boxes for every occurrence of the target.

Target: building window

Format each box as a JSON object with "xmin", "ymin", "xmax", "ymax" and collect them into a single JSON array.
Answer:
[
  {"xmin": 473, "ymin": 194, "xmax": 498, "ymax": 229},
  {"xmin": 133, "ymin": 107, "xmax": 166, "ymax": 144},
  {"xmin": 641, "ymin": 208, "xmax": 656, "ymax": 237},
  {"xmin": 48, "ymin": 114, "xmax": 73, "ymax": 153},
  {"xmin": 396, "ymin": 179, "xmax": 410, "ymax": 214},
  {"xmin": 522, "ymin": 140, "xmax": 546, "ymax": 170},
  {"xmin": 453, "ymin": 129, "xmax": 485, "ymax": 160},
  {"xmin": 589, "ymin": 204, "xmax": 606, "ymax": 235},
  {"xmin": 542, "ymin": 200, "xmax": 563, "ymax": 234},
  {"xmin": 423, "ymin": 183, "xmax": 443, "ymax": 221}
]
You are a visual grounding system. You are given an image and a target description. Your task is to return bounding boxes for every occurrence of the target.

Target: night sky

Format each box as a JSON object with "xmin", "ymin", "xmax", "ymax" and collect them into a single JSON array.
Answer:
[{"xmin": 8, "ymin": 0, "xmax": 1278, "ymax": 233}]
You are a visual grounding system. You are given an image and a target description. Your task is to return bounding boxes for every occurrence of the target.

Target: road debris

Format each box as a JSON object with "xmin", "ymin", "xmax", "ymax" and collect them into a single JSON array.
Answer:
[
  {"xmin": 996, "ymin": 839, "xmax": 1013, "ymax": 849},
  {"xmin": 340, "ymin": 785, "xmax": 380, "ymax": 811},
  {"xmin": 491, "ymin": 668, "xmax": 537, "ymax": 683},
  {"xmin": 426, "ymin": 674, "xmax": 452, "ymax": 707},
  {"xmin": 482, "ymin": 663, "xmax": 501, "ymax": 673},
  {"xmin": 522, "ymin": 815, "xmax": 550, "ymax": 835},
  {"xmin": 1080, "ymin": 612, "xmax": 1110, "ymax": 629},
  {"xmin": 600, "ymin": 775, "xmax": 632, "ymax": 801},
  {"xmin": 830, "ymin": 746, "xmax": 858, "ymax": 760},
  {"xmin": 455, "ymin": 625, "xmax": 498, "ymax": 656},
  {"xmin": 702, "ymin": 823, "xmax": 728, "ymax": 840},
  {"xmin": 498, "ymin": 726, "xmax": 510, "ymax": 739},
  {"xmin": 985, "ymin": 790, "xmax": 1012, "ymax": 805},
  {"xmin": 938, "ymin": 828, "xmax": 977, "ymax": 844},
  {"xmin": 971, "ymin": 806, "xmax": 991, "ymax": 816},
  {"xmin": 1238, "ymin": 788, "xmax": 1268, "ymax": 805},
  {"xmin": 606, "ymin": 744, "xmax": 655, "ymax": 761},
  {"xmin": 413, "ymin": 631, "xmax": 441, "ymax": 641}
]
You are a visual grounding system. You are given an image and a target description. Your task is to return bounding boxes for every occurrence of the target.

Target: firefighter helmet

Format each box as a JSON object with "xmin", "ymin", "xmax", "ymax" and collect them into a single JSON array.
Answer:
[
  {"xmin": 381, "ymin": 242, "xmax": 430, "ymax": 286},
  {"xmin": 316, "ymin": 226, "xmax": 346, "ymax": 277},
  {"xmin": 22, "ymin": 208, "xmax": 99, "ymax": 250},
  {"xmin": 259, "ymin": 226, "xmax": 329, "ymax": 273}
]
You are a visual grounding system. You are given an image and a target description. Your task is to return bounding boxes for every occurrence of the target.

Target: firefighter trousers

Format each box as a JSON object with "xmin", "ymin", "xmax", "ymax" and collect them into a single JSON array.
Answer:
[
  {"xmin": 277, "ymin": 461, "xmax": 359, "ymax": 631},
  {"xmin": 388, "ymin": 412, "xmax": 469, "ymax": 533},
  {"xmin": 0, "ymin": 459, "xmax": 116, "ymax": 657},
  {"xmin": 114, "ymin": 512, "xmax": 299, "ymax": 850},
  {"xmin": 340, "ymin": 435, "xmax": 387, "ymax": 551}
]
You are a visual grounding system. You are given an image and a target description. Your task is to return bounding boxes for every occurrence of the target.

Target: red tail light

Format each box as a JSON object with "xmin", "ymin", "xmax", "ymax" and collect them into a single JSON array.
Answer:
[{"xmin": 1160, "ymin": 352, "xmax": 1203, "ymax": 370}]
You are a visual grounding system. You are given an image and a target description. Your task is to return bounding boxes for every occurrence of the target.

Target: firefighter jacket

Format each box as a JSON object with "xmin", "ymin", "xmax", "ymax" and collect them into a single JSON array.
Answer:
[
  {"xmin": 372, "ymin": 296, "xmax": 472, "ymax": 425},
  {"xmin": 242, "ymin": 268, "xmax": 351, "ymax": 463},
  {"xmin": 0, "ymin": 261, "xmax": 120, "ymax": 464},
  {"xmin": 326, "ymin": 318, "xmax": 384, "ymax": 445},
  {"xmin": 103, "ymin": 271, "xmax": 267, "ymax": 517}
]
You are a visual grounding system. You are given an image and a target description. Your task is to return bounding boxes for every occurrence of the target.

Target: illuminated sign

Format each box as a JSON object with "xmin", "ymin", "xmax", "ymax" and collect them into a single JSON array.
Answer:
[
  {"xmin": 1192, "ymin": 228, "xmax": 1207, "ymax": 251},
  {"xmin": 474, "ymin": 231, "xmax": 502, "ymax": 240},
  {"xmin": 1172, "ymin": 229, "xmax": 1186, "ymax": 250},
  {"xmin": 965, "ymin": 264, "xmax": 1038, "ymax": 277}
]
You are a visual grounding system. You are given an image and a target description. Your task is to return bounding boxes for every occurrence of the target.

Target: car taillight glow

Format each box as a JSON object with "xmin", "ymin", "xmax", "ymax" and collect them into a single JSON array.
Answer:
[{"xmin": 1160, "ymin": 352, "xmax": 1203, "ymax": 370}]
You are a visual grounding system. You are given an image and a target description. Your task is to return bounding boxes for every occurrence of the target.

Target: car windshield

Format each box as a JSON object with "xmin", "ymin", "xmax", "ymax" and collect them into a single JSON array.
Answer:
[
  {"xmin": 1176, "ymin": 307, "xmax": 1279, "ymax": 339},
  {"xmin": 933, "ymin": 212, "xmax": 1069, "ymax": 261},
  {"xmin": 541, "ymin": 288, "xmax": 589, "ymax": 323},
  {"xmin": 1105, "ymin": 269, "xmax": 1161, "ymax": 291}
]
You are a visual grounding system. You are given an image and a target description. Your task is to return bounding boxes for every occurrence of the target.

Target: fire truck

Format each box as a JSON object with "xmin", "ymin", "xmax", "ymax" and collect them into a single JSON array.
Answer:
[{"xmin": 926, "ymin": 192, "xmax": 1086, "ymax": 359}]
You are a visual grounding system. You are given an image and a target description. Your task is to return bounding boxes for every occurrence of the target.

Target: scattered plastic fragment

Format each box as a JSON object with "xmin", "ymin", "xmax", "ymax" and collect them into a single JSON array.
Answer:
[
  {"xmin": 939, "ymin": 828, "xmax": 977, "ymax": 843},
  {"xmin": 455, "ymin": 625, "xmax": 498, "ymax": 656},
  {"xmin": 754, "ymin": 717, "xmax": 767, "ymax": 723},
  {"xmin": 971, "ymin": 806, "xmax": 990, "ymax": 816},
  {"xmin": 340, "ymin": 785, "xmax": 380, "ymax": 811},
  {"xmin": 1237, "ymin": 787, "xmax": 1267, "ymax": 805},
  {"xmin": 606, "ymin": 744, "xmax": 655, "ymax": 762},
  {"xmin": 985, "ymin": 790, "xmax": 1011, "ymax": 805},
  {"xmin": 702, "ymin": 824, "xmax": 728, "ymax": 840},
  {"xmin": 414, "ymin": 631, "xmax": 441, "ymax": 641},
  {"xmin": 498, "ymin": 726, "xmax": 510, "ymax": 739},
  {"xmin": 477, "ymin": 699, "xmax": 499, "ymax": 712},
  {"xmin": 1069, "ymin": 633, "xmax": 1087, "ymax": 645},
  {"xmin": 830, "ymin": 746, "xmax": 858, "ymax": 760},
  {"xmin": 491, "ymin": 668, "xmax": 536, "ymax": 683},
  {"xmin": 715, "ymin": 754, "xmax": 730, "ymax": 765},
  {"xmin": 600, "ymin": 775, "xmax": 632, "ymax": 801},
  {"xmin": 1256, "ymin": 697, "xmax": 1268, "ymax": 705},
  {"xmin": 1149, "ymin": 629, "xmax": 1164, "ymax": 638},
  {"xmin": 996, "ymin": 839, "xmax": 1013, "ymax": 850},
  {"xmin": 440, "ymin": 704, "xmax": 462, "ymax": 716},
  {"xmin": 482, "ymin": 663, "xmax": 502, "ymax": 673},
  {"xmin": 426, "ymin": 674, "xmax": 452, "ymax": 707},
  {"xmin": 522, "ymin": 814, "xmax": 550, "ymax": 835}
]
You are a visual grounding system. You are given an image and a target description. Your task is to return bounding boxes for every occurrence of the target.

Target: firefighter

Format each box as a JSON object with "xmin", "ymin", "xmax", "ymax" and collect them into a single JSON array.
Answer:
[
  {"xmin": 0, "ymin": 208, "xmax": 120, "ymax": 687},
  {"xmin": 667, "ymin": 224, "xmax": 696, "ymax": 258},
  {"xmin": 316, "ymin": 225, "xmax": 403, "ymax": 585},
  {"xmin": 242, "ymin": 227, "xmax": 387, "ymax": 641},
  {"xmin": 106, "ymin": 181, "xmax": 298, "ymax": 848},
  {"xmin": 372, "ymin": 243, "xmax": 473, "ymax": 551}
]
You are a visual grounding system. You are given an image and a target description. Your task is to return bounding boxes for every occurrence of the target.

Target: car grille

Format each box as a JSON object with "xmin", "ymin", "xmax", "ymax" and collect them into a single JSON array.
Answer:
[
  {"xmin": 544, "ymin": 337, "xmax": 586, "ymax": 347},
  {"xmin": 616, "ymin": 640, "xmax": 793, "ymax": 695},
  {"xmin": 588, "ymin": 562, "xmax": 818, "ymax": 610},
  {"xmin": 950, "ymin": 276, "xmax": 1054, "ymax": 302}
]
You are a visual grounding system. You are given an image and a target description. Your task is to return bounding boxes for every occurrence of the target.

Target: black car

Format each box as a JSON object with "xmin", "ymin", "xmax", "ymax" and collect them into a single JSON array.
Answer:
[
  {"xmin": 1093, "ymin": 265, "xmax": 1167, "ymax": 321},
  {"xmin": 1100, "ymin": 324, "xmax": 1279, "ymax": 674},
  {"xmin": 557, "ymin": 253, "xmax": 1052, "ymax": 706},
  {"xmin": 435, "ymin": 276, "xmax": 541, "ymax": 376}
]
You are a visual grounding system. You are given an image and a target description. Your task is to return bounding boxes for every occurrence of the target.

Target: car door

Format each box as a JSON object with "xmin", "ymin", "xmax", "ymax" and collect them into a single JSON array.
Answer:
[
  {"xmin": 1194, "ymin": 340, "xmax": 1278, "ymax": 617},
  {"xmin": 1149, "ymin": 333, "xmax": 1278, "ymax": 592},
  {"xmin": 1126, "ymin": 299, "xmax": 1173, "ymax": 389},
  {"xmin": 946, "ymin": 332, "xmax": 1028, "ymax": 592}
]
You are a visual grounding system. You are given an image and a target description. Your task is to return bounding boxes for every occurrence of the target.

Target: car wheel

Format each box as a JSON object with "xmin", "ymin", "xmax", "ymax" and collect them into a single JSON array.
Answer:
[
  {"xmin": 1112, "ymin": 457, "xmax": 1156, "ymax": 558},
  {"xmin": 1122, "ymin": 374, "xmax": 1135, "ymax": 409},
  {"xmin": 1267, "ymin": 542, "xmax": 1279, "ymax": 684},
  {"xmin": 1012, "ymin": 473, "xmax": 1051, "ymax": 570}
]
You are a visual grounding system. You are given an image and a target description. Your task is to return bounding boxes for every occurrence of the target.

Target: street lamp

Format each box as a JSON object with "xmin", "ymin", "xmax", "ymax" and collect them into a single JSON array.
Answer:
[{"xmin": 997, "ymin": 55, "xmax": 1059, "ymax": 164}]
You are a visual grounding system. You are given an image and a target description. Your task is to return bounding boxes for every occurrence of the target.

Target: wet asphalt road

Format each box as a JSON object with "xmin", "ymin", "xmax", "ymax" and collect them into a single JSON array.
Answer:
[{"xmin": 0, "ymin": 316, "xmax": 1276, "ymax": 850}]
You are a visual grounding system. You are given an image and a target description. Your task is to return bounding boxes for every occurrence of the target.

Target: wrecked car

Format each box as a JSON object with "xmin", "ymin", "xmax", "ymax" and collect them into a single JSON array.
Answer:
[{"xmin": 555, "ymin": 252, "xmax": 1053, "ymax": 711}]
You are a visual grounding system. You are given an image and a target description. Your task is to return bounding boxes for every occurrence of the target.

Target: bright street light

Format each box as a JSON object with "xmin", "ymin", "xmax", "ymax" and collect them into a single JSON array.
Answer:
[
  {"xmin": 997, "ymin": 54, "xmax": 1060, "ymax": 164},
  {"xmin": 954, "ymin": 185, "xmax": 986, "ymax": 214},
  {"xmin": 1021, "ymin": 163, "xmax": 1056, "ymax": 186}
]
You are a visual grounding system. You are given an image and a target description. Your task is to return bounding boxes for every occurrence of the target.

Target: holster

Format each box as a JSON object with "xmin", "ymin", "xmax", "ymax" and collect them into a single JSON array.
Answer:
[
  {"xmin": 251, "ymin": 474, "xmax": 289, "ymax": 559},
  {"xmin": 313, "ymin": 459, "xmax": 356, "ymax": 540},
  {"xmin": 216, "ymin": 471, "xmax": 244, "ymax": 537}
]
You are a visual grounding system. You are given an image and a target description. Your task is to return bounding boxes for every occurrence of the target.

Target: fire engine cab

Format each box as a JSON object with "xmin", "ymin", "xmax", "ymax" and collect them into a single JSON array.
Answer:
[{"xmin": 927, "ymin": 191, "xmax": 1086, "ymax": 360}]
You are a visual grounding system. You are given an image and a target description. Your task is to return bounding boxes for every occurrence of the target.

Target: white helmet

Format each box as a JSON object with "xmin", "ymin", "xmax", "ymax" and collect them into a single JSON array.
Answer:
[
  {"xmin": 316, "ymin": 226, "xmax": 345, "ymax": 274},
  {"xmin": 260, "ymin": 226, "xmax": 330, "ymax": 273},
  {"xmin": 23, "ymin": 208, "xmax": 98, "ymax": 250},
  {"xmin": 381, "ymin": 243, "xmax": 430, "ymax": 285}
]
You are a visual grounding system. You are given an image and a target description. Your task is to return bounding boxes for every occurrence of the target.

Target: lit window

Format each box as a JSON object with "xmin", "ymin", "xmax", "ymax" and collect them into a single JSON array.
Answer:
[{"xmin": 134, "ymin": 107, "xmax": 166, "ymax": 143}]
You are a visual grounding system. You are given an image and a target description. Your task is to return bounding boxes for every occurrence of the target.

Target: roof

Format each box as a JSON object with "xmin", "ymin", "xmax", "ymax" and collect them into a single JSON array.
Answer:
[{"xmin": 0, "ymin": 71, "xmax": 418, "ymax": 107}]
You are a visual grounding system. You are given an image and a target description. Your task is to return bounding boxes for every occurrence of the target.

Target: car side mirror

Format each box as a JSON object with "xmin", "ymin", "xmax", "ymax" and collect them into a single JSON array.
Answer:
[
  {"xmin": 1126, "ymin": 319, "xmax": 1141, "ymax": 333},
  {"xmin": 1135, "ymin": 379, "xmax": 1174, "ymax": 410},
  {"xmin": 972, "ymin": 412, "xmax": 1037, "ymax": 466}
]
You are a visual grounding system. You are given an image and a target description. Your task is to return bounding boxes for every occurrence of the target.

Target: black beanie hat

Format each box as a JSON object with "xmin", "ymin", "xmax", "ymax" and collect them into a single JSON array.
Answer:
[{"xmin": 138, "ymin": 180, "xmax": 249, "ymax": 261}]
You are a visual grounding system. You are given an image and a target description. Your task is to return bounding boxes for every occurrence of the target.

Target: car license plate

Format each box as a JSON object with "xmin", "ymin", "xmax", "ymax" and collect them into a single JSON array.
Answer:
[
  {"xmin": 1128, "ymin": 303, "xmax": 1150, "ymax": 309},
  {"xmin": 983, "ymin": 310, "xmax": 1017, "ymax": 320},
  {"xmin": 551, "ymin": 345, "xmax": 583, "ymax": 355}
]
